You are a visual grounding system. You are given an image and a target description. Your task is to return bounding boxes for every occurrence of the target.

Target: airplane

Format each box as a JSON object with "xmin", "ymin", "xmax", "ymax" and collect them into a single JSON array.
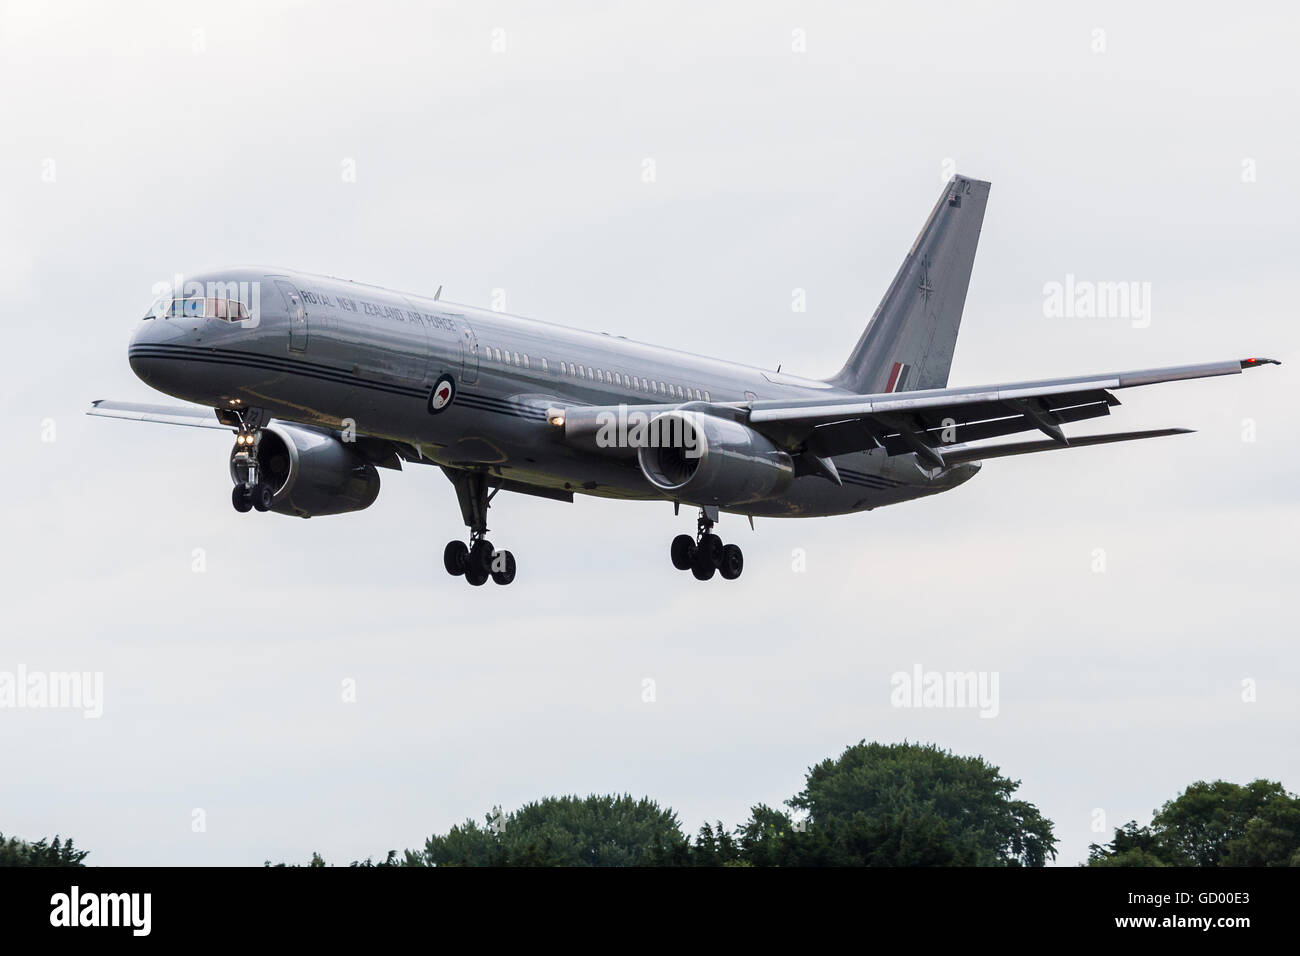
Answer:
[{"xmin": 90, "ymin": 175, "xmax": 1278, "ymax": 586}]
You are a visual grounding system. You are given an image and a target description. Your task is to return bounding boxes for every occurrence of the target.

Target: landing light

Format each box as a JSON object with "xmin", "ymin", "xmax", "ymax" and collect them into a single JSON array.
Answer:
[{"xmin": 549, "ymin": 414, "xmax": 565, "ymax": 427}]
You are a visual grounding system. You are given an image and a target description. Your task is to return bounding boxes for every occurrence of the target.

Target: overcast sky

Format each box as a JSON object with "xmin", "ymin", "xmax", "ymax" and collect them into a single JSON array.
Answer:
[{"xmin": 2, "ymin": 0, "xmax": 1296, "ymax": 866}]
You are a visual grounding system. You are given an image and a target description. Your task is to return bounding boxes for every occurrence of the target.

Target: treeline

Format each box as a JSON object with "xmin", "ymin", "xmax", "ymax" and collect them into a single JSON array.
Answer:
[
  {"xmin": 0, "ymin": 834, "xmax": 89, "ymax": 867},
  {"xmin": 8, "ymin": 741, "xmax": 1298, "ymax": 867},
  {"xmin": 1086, "ymin": 779, "xmax": 1300, "ymax": 867},
  {"xmin": 393, "ymin": 741, "xmax": 1057, "ymax": 867}
]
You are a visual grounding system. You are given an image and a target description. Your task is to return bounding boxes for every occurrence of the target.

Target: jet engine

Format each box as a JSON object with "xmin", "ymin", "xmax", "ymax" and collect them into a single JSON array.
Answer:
[
  {"xmin": 636, "ymin": 411, "xmax": 794, "ymax": 507},
  {"xmin": 229, "ymin": 423, "xmax": 381, "ymax": 517}
]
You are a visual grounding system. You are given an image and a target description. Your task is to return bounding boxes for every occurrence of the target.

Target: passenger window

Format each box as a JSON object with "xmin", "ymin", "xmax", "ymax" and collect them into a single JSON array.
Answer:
[{"xmin": 524, "ymin": 355, "xmax": 530, "ymax": 369}]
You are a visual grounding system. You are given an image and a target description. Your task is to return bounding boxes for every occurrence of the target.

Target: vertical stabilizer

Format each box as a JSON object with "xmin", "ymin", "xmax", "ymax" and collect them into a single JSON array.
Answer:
[{"xmin": 830, "ymin": 175, "xmax": 990, "ymax": 394}]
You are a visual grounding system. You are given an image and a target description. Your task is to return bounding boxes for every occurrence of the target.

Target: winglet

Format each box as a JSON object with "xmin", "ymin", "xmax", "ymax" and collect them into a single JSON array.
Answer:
[{"xmin": 1241, "ymin": 357, "xmax": 1281, "ymax": 369}]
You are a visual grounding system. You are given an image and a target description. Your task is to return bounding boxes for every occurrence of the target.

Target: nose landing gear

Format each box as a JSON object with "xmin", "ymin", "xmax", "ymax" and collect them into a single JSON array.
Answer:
[
  {"xmin": 670, "ymin": 508, "xmax": 744, "ymax": 581},
  {"xmin": 230, "ymin": 425, "xmax": 275, "ymax": 513},
  {"xmin": 442, "ymin": 469, "xmax": 517, "ymax": 587}
]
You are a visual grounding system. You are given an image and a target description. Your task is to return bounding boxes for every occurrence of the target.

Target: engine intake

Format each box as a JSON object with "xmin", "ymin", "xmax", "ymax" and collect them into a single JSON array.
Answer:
[
  {"xmin": 230, "ymin": 423, "xmax": 381, "ymax": 517},
  {"xmin": 636, "ymin": 411, "xmax": 793, "ymax": 507}
]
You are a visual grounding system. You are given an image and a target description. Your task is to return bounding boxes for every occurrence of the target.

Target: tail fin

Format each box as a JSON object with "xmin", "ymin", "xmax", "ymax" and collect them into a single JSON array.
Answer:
[{"xmin": 830, "ymin": 175, "xmax": 990, "ymax": 394}]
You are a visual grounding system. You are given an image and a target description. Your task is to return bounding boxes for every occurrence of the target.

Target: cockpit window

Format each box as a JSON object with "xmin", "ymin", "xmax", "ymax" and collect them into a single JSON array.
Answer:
[{"xmin": 150, "ymin": 296, "xmax": 250, "ymax": 321}]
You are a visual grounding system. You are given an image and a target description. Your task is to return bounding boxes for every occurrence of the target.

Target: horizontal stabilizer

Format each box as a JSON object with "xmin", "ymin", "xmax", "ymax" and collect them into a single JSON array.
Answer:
[{"xmin": 939, "ymin": 428, "xmax": 1193, "ymax": 466}]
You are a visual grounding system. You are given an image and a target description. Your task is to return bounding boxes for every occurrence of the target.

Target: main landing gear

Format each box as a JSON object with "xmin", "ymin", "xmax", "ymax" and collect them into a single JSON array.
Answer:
[
  {"xmin": 670, "ymin": 507, "xmax": 744, "ymax": 581},
  {"xmin": 230, "ymin": 425, "xmax": 275, "ymax": 513},
  {"xmin": 442, "ymin": 470, "xmax": 517, "ymax": 587}
]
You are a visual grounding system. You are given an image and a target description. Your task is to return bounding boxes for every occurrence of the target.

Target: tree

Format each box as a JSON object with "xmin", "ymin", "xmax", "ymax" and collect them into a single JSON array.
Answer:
[
  {"xmin": 0, "ymin": 833, "xmax": 89, "ymax": 867},
  {"xmin": 778, "ymin": 740, "xmax": 1056, "ymax": 866},
  {"xmin": 1087, "ymin": 821, "xmax": 1171, "ymax": 866},
  {"xmin": 405, "ymin": 794, "xmax": 685, "ymax": 866},
  {"xmin": 1089, "ymin": 779, "xmax": 1300, "ymax": 867}
]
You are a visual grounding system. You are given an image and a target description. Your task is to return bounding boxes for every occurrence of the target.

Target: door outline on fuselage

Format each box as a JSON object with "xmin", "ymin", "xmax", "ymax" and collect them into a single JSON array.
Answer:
[
  {"xmin": 459, "ymin": 321, "xmax": 480, "ymax": 385},
  {"xmin": 276, "ymin": 280, "xmax": 308, "ymax": 352}
]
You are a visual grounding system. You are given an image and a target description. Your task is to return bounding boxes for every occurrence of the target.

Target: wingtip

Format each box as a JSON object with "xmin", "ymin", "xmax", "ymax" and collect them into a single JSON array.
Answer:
[{"xmin": 1241, "ymin": 357, "xmax": 1281, "ymax": 369}]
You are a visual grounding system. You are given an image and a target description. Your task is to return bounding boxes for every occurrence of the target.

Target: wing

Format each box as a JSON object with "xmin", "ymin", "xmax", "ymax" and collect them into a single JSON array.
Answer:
[
  {"xmin": 746, "ymin": 357, "xmax": 1279, "ymax": 469},
  {"xmin": 87, "ymin": 399, "xmax": 238, "ymax": 430}
]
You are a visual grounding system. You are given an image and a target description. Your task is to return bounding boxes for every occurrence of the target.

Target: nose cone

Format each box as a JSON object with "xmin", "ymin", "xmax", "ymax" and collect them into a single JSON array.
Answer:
[{"xmin": 128, "ymin": 318, "xmax": 190, "ymax": 389}]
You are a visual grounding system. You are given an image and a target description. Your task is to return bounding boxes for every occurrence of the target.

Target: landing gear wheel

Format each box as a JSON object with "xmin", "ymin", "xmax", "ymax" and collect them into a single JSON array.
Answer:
[
  {"xmin": 490, "ymin": 550, "xmax": 517, "ymax": 586},
  {"xmin": 691, "ymin": 547, "xmax": 717, "ymax": 581},
  {"xmin": 698, "ymin": 532, "xmax": 724, "ymax": 569},
  {"xmin": 670, "ymin": 534, "xmax": 696, "ymax": 571},
  {"xmin": 465, "ymin": 567, "xmax": 489, "ymax": 586},
  {"xmin": 719, "ymin": 543, "xmax": 744, "ymax": 580},
  {"xmin": 231, "ymin": 484, "xmax": 252, "ymax": 513},
  {"xmin": 468, "ymin": 538, "xmax": 495, "ymax": 576},
  {"xmin": 251, "ymin": 482, "xmax": 274, "ymax": 512},
  {"xmin": 443, "ymin": 540, "xmax": 468, "ymax": 576}
]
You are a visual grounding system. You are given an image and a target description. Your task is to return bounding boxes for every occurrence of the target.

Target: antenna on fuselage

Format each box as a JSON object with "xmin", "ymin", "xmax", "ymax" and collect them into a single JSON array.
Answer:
[{"xmin": 434, "ymin": 285, "xmax": 442, "ymax": 300}]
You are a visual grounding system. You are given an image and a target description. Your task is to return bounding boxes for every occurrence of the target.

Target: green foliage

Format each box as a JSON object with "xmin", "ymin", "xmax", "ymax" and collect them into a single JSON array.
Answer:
[
  {"xmin": 406, "ymin": 794, "xmax": 684, "ymax": 867},
  {"xmin": 1088, "ymin": 779, "xmax": 1300, "ymax": 867},
  {"xmin": 0, "ymin": 833, "xmax": 89, "ymax": 867},
  {"xmin": 777, "ymin": 740, "xmax": 1057, "ymax": 866},
  {"xmin": 265, "ymin": 849, "xmax": 400, "ymax": 867},
  {"xmin": 401, "ymin": 742, "xmax": 1055, "ymax": 867}
]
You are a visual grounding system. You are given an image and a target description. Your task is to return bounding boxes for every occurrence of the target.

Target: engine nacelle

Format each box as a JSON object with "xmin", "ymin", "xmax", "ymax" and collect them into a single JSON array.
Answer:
[
  {"xmin": 230, "ymin": 423, "xmax": 381, "ymax": 517},
  {"xmin": 636, "ymin": 411, "xmax": 794, "ymax": 507}
]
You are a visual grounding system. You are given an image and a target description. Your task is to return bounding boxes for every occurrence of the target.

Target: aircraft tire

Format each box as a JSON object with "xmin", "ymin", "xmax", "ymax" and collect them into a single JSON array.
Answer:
[
  {"xmin": 490, "ymin": 550, "xmax": 517, "ymax": 586},
  {"xmin": 443, "ymin": 540, "xmax": 468, "ymax": 576},
  {"xmin": 251, "ymin": 482, "xmax": 274, "ymax": 512},
  {"xmin": 468, "ymin": 539, "xmax": 495, "ymax": 576},
  {"xmin": 698, "ymin": 533, "xmax": 724, "ymax": 568},
  {"xmin": 670, "ymin": 534, "xmax": 695, "ymax": 570},
  {"xmin": 691, "ymin": 547, "xmax": 716, "ymax": 581},
  {"xmin": 719, "ymin": 544, "xmax": 744, "ymax": 580}
]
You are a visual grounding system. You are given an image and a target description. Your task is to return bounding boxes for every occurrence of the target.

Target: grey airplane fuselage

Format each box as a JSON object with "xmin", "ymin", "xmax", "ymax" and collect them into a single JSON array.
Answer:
[{"xmin": 127, "ymin": 268, "xmax": 978, "ymax": 518}]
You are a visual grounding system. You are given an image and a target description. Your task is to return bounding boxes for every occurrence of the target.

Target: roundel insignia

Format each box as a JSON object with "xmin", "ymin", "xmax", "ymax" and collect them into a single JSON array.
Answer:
[{"xmin": 428, "ymin": 374, "xmax": 456, "ymax": 414}]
